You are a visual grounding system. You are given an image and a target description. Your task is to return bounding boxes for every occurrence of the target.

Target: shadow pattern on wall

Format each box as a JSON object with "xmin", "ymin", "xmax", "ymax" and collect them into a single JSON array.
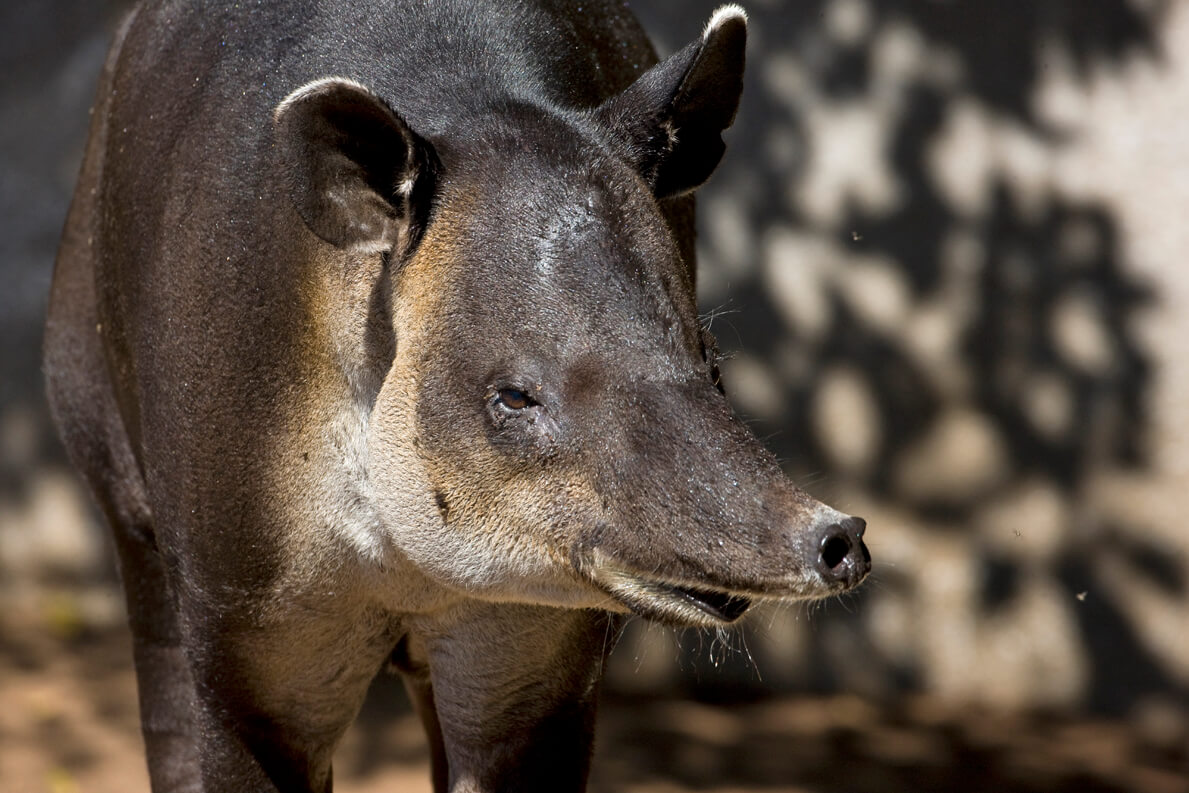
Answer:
[{"xmin": 623, "ymin": 0, "xmax": 1183, "ymax": 717}]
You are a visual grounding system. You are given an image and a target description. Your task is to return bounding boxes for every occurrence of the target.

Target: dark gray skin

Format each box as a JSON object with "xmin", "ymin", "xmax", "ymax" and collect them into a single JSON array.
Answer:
[{"xmin": 44, "ymin": 1, "xmax": 871, "ymax": 791}]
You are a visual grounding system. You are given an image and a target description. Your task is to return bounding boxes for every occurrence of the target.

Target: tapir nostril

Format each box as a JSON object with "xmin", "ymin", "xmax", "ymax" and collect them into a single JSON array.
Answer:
[
  {"xmin": 815, "ymin": 516, "xmax": 871, "ymax": 586},
  {"xmin": 821, "ymin": 534, "xmax": 851, "ymax": 569}
]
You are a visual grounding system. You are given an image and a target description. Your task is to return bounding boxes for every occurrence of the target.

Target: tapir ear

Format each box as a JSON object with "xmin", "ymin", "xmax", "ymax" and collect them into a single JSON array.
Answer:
[
  {"xmin": 273, "ymin": 77, "xmax": 436, "ymax": 254},
  {"xmin": 594, "ymin": 4, "xmax": 746, "ymax": 199}
]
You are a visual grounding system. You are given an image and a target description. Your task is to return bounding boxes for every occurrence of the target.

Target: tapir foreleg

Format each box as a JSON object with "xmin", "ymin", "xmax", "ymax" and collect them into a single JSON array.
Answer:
[{"xmin": 410, "ymin": 604, "xmax": 617, "ymax": 793}]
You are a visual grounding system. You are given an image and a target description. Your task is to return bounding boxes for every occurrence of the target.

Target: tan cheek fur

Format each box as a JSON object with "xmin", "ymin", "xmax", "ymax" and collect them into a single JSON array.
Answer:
[
  {"xmin": 260, "ymin": 239, "xmax": 450, "ymax": 618},
  {"xmin": 257, "ymin": 204, "xmax": 612, "ymax": 614},
  {"xmin": 368, "ymin": 214, "xmax": 611, "ymax": 608}
]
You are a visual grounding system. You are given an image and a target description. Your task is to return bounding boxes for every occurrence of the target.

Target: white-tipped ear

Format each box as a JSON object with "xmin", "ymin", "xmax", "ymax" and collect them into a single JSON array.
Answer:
[
  {"xmin": 593, "ymin": 6, "xmax": 747, "ymax": 198},
  {"xmin": 273, "ymin": 76, "xmax": 375, "ymax": 123},
  {"xmin": 704, "ymin": 4, "xmax": 748, "ymax": 40},
  {"xmin": 273, "ymin": 77, "xmax": 436, "ymax": 254}
]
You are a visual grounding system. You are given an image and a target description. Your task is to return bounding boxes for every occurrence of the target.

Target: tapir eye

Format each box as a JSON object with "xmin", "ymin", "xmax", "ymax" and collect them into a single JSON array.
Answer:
[
  {"xmin": 495, "ymin": 388, "xmax": 535, "ymax": 410},
  {"xmin": 486, "ymin": 384, "xmax": 556, "ymax": 444}
]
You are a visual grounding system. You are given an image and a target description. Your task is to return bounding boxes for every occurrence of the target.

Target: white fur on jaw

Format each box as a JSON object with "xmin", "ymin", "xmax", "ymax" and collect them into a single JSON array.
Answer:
[
  {"xmin": 586, "ymin": 549, "xmax": 750, "ymax": 628},
  {"xmin": 703, "ymin": 3, "xmax": 748, "ymax": 40},
  {"xmin": 319, "ymin": 398, "xmax": 386, "ymax": 562}
]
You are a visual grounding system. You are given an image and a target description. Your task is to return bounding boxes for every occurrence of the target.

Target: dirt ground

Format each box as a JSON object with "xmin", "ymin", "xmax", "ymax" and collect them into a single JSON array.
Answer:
[{"xmin": 2, "ymin": 617, "xmax": 1185, "ymax": 793}]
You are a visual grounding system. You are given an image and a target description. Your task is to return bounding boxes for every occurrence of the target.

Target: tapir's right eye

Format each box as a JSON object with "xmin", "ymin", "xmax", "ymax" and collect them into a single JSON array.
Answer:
[
  {"xmin": 485, "ymin": 383, "xmax": 557, "ymax": 448},
  {"xmin": 496, "ymin": 388, "xmax": 535, "ymax": 410}
]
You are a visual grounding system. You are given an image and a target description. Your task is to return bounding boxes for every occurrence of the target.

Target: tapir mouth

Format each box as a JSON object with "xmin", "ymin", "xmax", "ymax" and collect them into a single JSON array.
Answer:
[
  {"xmin": 587, "ymin": 557, "xmax": 754, "ymax": 627},
  {"xmin": 654, "ymin": 581, "xmax": 752, "ymax": 623}
]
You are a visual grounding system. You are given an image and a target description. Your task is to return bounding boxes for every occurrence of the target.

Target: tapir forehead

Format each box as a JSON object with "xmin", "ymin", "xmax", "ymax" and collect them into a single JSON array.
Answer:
[{"xmin": 427, "ymin": 122, "xmax": 702, "ymax": 375}]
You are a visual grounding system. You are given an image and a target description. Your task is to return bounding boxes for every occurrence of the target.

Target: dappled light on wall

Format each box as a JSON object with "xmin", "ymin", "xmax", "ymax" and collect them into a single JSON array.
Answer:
[{"xmin": 618, "ymin": 0, "xmax": 1186, "ymax": 719}]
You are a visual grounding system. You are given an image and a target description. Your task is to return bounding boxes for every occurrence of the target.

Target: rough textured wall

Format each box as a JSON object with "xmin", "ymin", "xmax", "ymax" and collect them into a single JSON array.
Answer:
[{"xmin": 613, "ymin": 0, "xmax": 1188, "ymax": 723}]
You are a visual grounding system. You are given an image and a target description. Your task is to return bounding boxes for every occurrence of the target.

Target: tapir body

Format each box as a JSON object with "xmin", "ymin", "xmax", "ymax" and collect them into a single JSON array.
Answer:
[{"xmin": 45, "ymin": 1, "xmax": 870, "ymax": 791}]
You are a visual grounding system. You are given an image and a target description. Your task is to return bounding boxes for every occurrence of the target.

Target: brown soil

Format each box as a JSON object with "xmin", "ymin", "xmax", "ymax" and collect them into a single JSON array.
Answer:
[{"xmin": 2, "ymin": 620, "xmax": 1185, "ymax": 793}]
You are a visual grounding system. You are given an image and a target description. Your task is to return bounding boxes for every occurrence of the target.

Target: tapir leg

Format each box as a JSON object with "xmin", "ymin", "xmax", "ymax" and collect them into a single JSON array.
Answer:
[
  {"xmin": 45, "ymin": 14, "xmax": 202, "ymax": 786},
  {"xmin": 47, "ymin": 227, "xmax": 203, "ymax": 790},
  {"xmin": 173, "ymin": 594, "xmax": 401, "ymax": 792},
  {"xmin": 412, "ymin": 604, "xmax": 616, "ymax": 793},
  {"xmin": 61, "ymin": 435, "xmax": 202, "ymax": 793},
  {"xmin": 392, "ymin": 634, "xmax": 450, "ymax": 793},
  {"xmin": 48, "ymin": 179, "xmax": 203, "ymax": 791},
  {"xmin": 113, "ymin": 514, "xmax": 203, "ymax": 792},
  {"xmin": 399, "ymin": 670, "xmax": 450, "ymax": 793}
]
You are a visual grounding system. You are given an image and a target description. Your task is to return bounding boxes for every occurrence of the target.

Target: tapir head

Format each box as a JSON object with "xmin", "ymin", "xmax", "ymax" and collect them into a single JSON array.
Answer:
[{"xmin": 273, "ymin": 6, "xmax": 870, "ymax": 626}]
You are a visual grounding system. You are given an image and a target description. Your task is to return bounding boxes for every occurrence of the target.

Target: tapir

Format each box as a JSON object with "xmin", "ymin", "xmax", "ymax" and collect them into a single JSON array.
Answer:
[{"xmin": 44, "ymin": 0, "xmax": 871, "ymax": 790}]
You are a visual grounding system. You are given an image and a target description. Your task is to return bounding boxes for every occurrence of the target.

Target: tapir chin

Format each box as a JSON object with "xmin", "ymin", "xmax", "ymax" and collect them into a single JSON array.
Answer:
[{"xmin": 45, "ymin": 0, "xmax": 871, "ymax": 790}]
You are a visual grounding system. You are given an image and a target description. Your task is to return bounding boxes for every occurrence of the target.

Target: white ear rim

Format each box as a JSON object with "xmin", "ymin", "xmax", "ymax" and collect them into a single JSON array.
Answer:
[
  {"xmin": 272, "ymin": 75, "xmax": 423, "ymax": 254},
  {"xmin": 703, "ymin": 3, "xmax": 748, "ymax": 41},
  {"xmin": 273, "ymin": 76, "xmax": 375, "ymax": 122}
]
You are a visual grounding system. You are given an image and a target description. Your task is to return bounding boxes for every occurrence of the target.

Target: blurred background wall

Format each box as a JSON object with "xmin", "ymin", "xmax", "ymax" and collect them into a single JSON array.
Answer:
[
  {"xmin": 612, "ymin": 0, "xmax": 1189, "ymax": 729},
  {"xmin": 1, "ymin": 0, "xmax": 1185, "ymax": 740}
]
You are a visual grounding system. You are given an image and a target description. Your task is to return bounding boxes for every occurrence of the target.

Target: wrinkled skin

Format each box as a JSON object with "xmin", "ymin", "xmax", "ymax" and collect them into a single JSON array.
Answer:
[{"xmin": 44, "ymin": 1, "xmax": 870, "ymax": 791}]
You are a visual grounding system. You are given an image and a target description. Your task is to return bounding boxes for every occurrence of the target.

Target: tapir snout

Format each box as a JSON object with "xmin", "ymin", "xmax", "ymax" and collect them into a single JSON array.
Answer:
[
  {"xmin": 567, "ymin": 378, "xmax": 871, "ymax": 626},
  {"xmin": 581, "ymin": 509, "xmax": 872, "ymax": 626}
]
